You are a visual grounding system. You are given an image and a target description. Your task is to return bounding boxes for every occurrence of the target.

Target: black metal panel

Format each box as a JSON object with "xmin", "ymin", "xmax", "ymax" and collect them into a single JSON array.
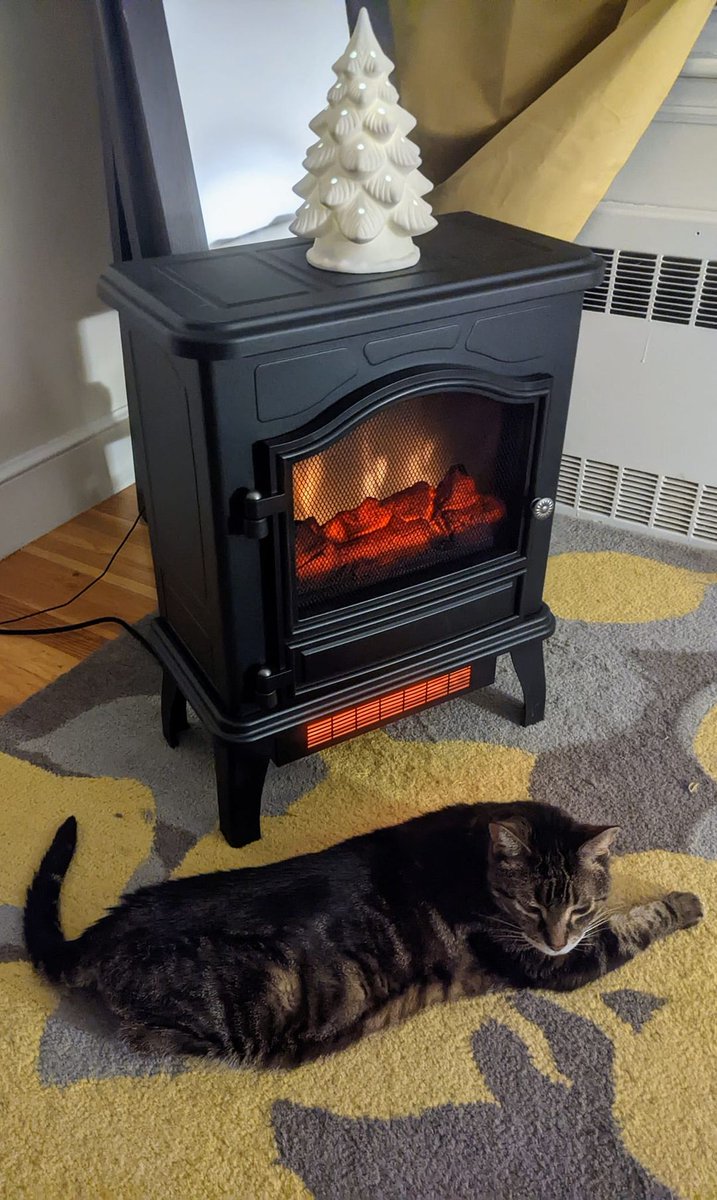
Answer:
[
  {"xmin": 148, "ymin": 606, "xmax": 555, "ymax": 744},
  {"xmin": 99, "ymin": 213, "xmax": 602, "ymax": 355},
  {"xmin": 293, "ymin": 581, "xmax": 519, "ymax": 685},
  {"xmin": 88, "ymin": 0, "xmax": 207, "ymax": 262}
]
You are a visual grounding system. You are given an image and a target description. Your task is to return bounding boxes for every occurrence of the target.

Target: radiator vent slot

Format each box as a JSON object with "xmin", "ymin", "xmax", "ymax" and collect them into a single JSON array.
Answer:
[
  {"xmin": 653, "ymin": 477, "xmax": 699, "ymax": 537},
  {"xmin": 583, "ymin": 248, "xmax": 614, "ymax": 312},
  {"xmin": 610, "ymin": 251, "xmax": 656, "ymax": 319},
  {"xmin": 614, "ymin": 468, "xmax": 658, "ymax": 527},
  {"xmin": 582, "ymin": 249, "xmax": 715, "ymax": 330},
  {"xmin": 696, "ymin": 261, "xmax": 717, "ymax": 330},
  {"xmin": 557, "ymin": 455, "xmax": 717, "ymax": 545},
  {"xmin": 694, "ymin": 486, "xmax": 717, "ymax": 543},
  {"xmin": 555, "ymin": 454, "xmax": 581, "ymax": 506},
  {"xmin": 579, "ymin": 460, "xmax": 619, "ymax": 515},
  {"xmin": 652, "ymin": 257, "xmax": 701, "ymax": 325}
]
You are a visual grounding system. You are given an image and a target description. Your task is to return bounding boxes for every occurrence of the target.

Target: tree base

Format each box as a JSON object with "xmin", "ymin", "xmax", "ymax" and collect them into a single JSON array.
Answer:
[{"xmin": 306, "ymin": 230, "xmax": 420, "ymax": 275}]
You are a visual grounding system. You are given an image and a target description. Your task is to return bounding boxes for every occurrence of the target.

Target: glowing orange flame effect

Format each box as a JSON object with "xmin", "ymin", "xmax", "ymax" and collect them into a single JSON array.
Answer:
[
  {"xmin": 295, "ymin": 463, "xmax": 505, "ymax": 591},
  {"xmin": 294, "ymin": 425, "xmax": 443, "ymax": 525}
]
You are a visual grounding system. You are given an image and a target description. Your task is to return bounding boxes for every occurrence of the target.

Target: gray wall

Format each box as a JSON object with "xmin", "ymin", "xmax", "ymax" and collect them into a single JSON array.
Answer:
[{"xmin": 0, "ymin": 0, "xmax": 131, "ymax": 558}]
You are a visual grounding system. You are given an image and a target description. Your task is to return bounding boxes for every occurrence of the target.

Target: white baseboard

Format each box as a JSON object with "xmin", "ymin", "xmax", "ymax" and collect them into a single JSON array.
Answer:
[{"xmin": 0, "ymin": 407, "xmax": 135, "ymax": 560}]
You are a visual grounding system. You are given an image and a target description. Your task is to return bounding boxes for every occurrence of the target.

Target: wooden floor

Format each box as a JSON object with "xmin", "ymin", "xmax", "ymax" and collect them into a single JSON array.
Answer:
[{"xmin": 0, "ymin": 487, "xmax": 156, "ymax": 715}]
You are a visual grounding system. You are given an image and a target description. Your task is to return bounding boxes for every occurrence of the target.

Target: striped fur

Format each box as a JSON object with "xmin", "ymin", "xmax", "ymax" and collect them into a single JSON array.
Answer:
[{"xmin": 24, "ymin": 802, "xmax": 702, "ymax": 1067}]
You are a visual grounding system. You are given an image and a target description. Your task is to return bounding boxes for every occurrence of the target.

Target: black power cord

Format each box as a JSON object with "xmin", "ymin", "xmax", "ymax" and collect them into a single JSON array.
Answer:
[
  {"xmin": 0, "ymin": 509, "xmax": 144, "ymax": 627},
  {"xmin": 0, "ymin": 614, "xmax": 160, "ymax": 662},
  {"xmin": 0, "ymin": 509, "xmax": 161, "ymax": 666}
]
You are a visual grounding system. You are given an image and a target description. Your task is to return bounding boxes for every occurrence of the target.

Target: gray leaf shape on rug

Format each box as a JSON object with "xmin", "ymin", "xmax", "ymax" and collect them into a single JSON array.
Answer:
[
  {"xmin": 686, "ymin": 806, "xmax": 717, "ymax": 860},
  {"xmin": 38, "ymin": 991, "xmax": 186, "ymax": 1088},
  {"xmin": 273, "ymin": 992, "xmax": 677, "ymax": 1200},
  {"xmin": 674, "ymin": 681, "xmax": 717, "ymax": 857},
  {"xmin": 530, "ymin": 648, "xmax": 717, "ymax": 856},
  {"xmin": 614, "ymin": 582, "xmax": 717, "ymax": 656},
  {"xmin": 0, "ymin": 627, "xmax": 159, "ymax": 758},
  {"xmin": 21, "ymin": 697, "xmax": 216, "ymax": 837},
  {"xmin": 0, "ymin": 905, "xmax": 26, "ymax": 963},
  {"xmin": 602, "ymin": 988, "xmax": 666, "ymax": 1033},
  {"xmin": 0, "ymin": 904, "xmax": 23, "ymax": 947},
  {"xmin": 389, "ymin": 541, "xmax": 717, "ymax": 759},
  {"xmin": 122, "ymin": 847, "xmax": 170, "ymax": 895},
  {"xmin": 389, "ymin": 619, "xmax": 655, "ymax": 754},
  {"xmin": 676, "ymin": 684, "xmax": 717, "ymax": 761},
  {"xmin": 19, "ymin": 696, "xmax": 326, "ymax": 839}
]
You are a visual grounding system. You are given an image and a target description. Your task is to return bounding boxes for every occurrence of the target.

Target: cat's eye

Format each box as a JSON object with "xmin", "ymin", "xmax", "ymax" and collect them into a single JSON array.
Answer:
[
  {"xmin": 516, "ymin": 900, "xmax": 542, "ymax": 916},
  {"xmin": 571, "ymin": 904, "xmax": 593, "ymax": 919}
]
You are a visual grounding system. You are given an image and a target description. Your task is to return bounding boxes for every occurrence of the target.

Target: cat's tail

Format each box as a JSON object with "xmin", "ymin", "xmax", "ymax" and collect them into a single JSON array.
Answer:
[{"xmin": 24, "ymin": 816, "xmax": 79, "ymax": 984}]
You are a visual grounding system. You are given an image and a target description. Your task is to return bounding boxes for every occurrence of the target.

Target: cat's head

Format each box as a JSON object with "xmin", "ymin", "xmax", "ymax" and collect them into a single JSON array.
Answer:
[{"xmin": 486, "ymin": 809, "xmax": 619, "ymax": 957}]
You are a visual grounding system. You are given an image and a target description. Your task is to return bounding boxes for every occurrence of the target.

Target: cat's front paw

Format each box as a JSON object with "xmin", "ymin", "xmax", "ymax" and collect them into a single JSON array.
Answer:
[{"xmin": 665, "ymin": 891, "xmax": 704, "ymax": 930}]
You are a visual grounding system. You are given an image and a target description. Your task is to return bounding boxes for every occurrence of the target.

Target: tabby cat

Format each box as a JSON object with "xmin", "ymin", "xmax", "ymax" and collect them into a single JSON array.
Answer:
[{"xmin": 25, "ymin": 801, "xmax": 702, "ymax": 1067}]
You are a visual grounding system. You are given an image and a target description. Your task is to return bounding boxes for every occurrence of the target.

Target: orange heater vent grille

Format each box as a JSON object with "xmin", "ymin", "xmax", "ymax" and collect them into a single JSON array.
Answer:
[{"xmin": 306, "ymin": 666, "xmax": 472, "ymax": 750}]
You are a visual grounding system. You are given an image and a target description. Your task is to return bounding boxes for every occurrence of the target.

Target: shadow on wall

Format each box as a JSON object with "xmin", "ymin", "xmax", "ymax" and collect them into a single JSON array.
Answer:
[{"xmin": 0, "ymin": 0, "xmax": 131, "ymax": 557}]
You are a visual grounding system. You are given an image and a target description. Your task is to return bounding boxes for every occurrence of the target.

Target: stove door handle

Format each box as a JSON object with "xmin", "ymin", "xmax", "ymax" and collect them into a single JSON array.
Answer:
[
  {"xmin": 254, "ymin": 665, "xmax": 292, "ymax": 709},
  {"xmin": 229, "ymin": 488, "xmax": 287, "ymax": 538}
]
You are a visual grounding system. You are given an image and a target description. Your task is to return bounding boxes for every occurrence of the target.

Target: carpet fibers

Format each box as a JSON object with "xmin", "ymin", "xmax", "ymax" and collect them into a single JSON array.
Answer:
[{"xmin": 1, "ymin": 515, "xmax": 716, "ymax": 1199}]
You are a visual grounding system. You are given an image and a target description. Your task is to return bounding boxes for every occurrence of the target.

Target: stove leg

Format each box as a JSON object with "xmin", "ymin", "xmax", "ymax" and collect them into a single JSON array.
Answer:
[
  {"xmin": 161, "ymin": 670, "xmax": 189, "ymax": 748},
  {"xmin": 213, "ymin": 740, "xmax": 269, "ymax": 848},
  {"xmin": 510, "ymin": 641, "xmax": 546, "ymax": 726}
]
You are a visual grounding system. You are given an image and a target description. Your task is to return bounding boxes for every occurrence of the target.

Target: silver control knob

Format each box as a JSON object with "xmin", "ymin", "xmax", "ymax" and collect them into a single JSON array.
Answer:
[{"xmin": 531, "ymin": 497, "xmax": 555, "ymax": 520}]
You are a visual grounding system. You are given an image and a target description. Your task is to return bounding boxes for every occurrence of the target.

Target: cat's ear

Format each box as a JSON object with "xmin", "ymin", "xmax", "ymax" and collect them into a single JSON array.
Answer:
[
  {"xmin": 577, "ymin": 825, "xmax": 619, "ymax": 863},
  {"xmin": 488, "ymin": 818, "xmax": 531, "ymax": 859}
]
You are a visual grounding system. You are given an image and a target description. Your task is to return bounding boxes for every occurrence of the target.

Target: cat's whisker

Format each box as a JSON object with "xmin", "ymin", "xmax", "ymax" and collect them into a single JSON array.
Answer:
[
  {"xmin": 487, "ymin": 924, "xmax": 521, "ymax": 938},
  {"xmin": 485, "ymin": 916, "xmax": 522, "ymax": 932},
  {"xmin": 582, "ymin": 915, "xmax": 613, "ymax": 935},
  {"xmin": 493, "ymin": 931, "xmax": 534, "ymax": 952},
  {"xmin": 489, "ymin": 928, "xmax": 525, "ymax": 944}
]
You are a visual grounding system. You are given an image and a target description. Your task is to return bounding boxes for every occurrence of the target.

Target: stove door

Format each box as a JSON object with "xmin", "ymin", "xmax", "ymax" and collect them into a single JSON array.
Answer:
[{"xmin": 261, "ymin": 368, "xmax": 549, "ymax": 692}]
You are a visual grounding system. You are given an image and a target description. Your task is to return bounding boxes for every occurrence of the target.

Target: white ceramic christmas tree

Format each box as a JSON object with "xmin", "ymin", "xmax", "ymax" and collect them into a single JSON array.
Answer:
[{"xmin": 290, "ymin": 7, "xmax": 436, "ymax": 274}]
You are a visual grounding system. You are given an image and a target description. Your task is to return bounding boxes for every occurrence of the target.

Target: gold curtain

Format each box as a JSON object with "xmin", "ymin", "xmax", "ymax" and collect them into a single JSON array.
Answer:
[{"xmin": 389, "ymin": 0, "xmax": 714, "ymax": 239}]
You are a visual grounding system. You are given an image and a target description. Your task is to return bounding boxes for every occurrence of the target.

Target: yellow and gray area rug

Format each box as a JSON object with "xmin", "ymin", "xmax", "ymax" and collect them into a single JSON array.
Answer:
[{"xmin": 2, "ymin": 514, "xmax": 717, "ymax": 1199}]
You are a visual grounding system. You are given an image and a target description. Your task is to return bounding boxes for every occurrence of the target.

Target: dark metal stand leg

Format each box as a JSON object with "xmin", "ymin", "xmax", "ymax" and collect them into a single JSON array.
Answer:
[
  {"xmin": 161, "ymin": 670, "xmax": 189, "ymax": 748},
  {"xmin": 510, "ymin": 640, "xmax": 546, "ymax": 727},
  {"xmin": 213, "ymin": 740, "xmax": 269, "ymax": 848},
  {"xmin": 475, "ymin": 655, "xmax": 497, "ymax": 689}
]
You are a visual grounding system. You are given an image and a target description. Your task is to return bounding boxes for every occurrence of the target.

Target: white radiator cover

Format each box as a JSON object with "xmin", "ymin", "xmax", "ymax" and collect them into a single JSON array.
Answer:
[{"xmin": 563, "ymin": 10, "xmax": 717, "ymax": 546}]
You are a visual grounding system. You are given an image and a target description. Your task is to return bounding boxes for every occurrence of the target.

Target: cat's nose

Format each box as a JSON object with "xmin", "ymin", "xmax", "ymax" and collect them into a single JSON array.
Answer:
[{"xmin": 546, "ymin": 926, "xmax": 568, "ymax": 951}]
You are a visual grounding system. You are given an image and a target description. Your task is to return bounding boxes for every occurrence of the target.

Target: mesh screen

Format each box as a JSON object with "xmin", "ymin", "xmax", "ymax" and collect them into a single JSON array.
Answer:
[{"xmin": 293, "ymin": 389, "xmax": 533, "ymax": 614}]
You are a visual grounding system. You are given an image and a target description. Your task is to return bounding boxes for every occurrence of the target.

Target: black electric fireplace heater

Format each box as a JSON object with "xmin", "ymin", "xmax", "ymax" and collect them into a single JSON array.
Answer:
[{"xmin": 100, "ymin": 212, "xmax": 601, "ymax": 846}]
